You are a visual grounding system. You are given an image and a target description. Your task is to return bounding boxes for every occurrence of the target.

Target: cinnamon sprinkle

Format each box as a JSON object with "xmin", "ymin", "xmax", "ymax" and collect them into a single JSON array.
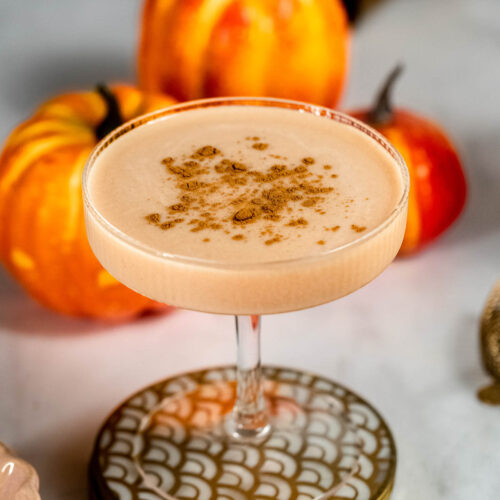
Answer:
[
  {"xmin": 145, "ymin": 139, "xmax": 364, "ymax": 245},
  {"xmin": 145, "ymin": 213, "xmax": 160, "ymax": 224},
  {"xmin": 191, "ymin": 145, "xmax": 220, "ymax": 159}
]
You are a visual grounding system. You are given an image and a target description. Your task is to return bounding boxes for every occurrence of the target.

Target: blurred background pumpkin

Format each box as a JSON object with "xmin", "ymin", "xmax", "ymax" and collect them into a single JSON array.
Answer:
[
  {"xmin": 138, "ymin": 0, "xmax": 349, "ymax": 107},
  {"xmin": 349, "ymin": 66, "xmax": 467, "ymax": 255},
  {"xmin": 0, "ymin": 84, "xmax": 176, "ymax": 320}
]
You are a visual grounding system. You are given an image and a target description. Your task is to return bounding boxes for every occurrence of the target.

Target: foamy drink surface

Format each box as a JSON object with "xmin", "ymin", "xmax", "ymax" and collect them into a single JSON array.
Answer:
[
  {"xmin": 88, "ymin": 106, "xmax": 403, "ymax": 262},
  {"xmin": 85, "ymin": 105, "xmax": 407, "ymax": 314}
]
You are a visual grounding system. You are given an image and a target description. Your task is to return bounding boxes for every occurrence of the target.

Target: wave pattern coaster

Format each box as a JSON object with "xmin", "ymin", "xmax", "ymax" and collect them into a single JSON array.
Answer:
[{"xmin": 89, "ymin": 367, "xmax": 396, "ymax": 500}]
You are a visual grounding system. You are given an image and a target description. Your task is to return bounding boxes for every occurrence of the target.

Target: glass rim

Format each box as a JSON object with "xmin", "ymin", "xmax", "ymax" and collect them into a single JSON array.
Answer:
[{"xmin": 82, "ymin": 96, "xmax": 410, "ymax": 270}]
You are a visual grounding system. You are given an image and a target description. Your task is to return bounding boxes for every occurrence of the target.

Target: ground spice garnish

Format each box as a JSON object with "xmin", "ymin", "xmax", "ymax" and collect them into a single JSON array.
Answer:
[
  {"xmin": 317, "ymin": 240, "xmax": 325, "ymax": 245},
  {"xmin": 265, "ymin": 236, "xmax": 282, "ymax": 245},
  {"xmin": 233, "ymin": 207, "xmax": 257, "ymax": 224},
  {"xmin": 168, "ymin": 165, "xmax": 193, "ymax": 177},
  {"xmin": 302, "ymin": 198, "xmax": 319, "ymax": 207},
  {"xmin": 169, "ymin": 203, "xmax": 187, "ymax": 212},
  {"xmin": 351, "ymin": 224, "xmax": 366, "ymax": 232},
  {"xmin": 145, "ymin": 138, "xmax": 349, "ymax": 245},
  {"xmin": 191, "ymin": 145, "xmax": 220, "ymax": 159},
  {"xmin": 145, "ymin": 213, "xmax": 160, "ymax": 224},
  {"xmin": 181, "ymin": 180, "xmax": 203, "ymax": 191},
  {"xmin": 287, "ymin": 218, "xmax": 308, "ymax": 226}
]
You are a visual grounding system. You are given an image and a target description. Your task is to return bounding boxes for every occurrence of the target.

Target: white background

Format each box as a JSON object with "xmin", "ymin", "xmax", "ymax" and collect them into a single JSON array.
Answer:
[{"xmin": 1, "ymin": 1, "xmax": 499, "ymax": 498}]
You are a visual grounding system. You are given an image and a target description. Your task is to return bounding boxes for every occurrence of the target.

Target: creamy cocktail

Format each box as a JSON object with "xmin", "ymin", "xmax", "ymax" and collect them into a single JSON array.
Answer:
[
  {"xmin": 83, "ymin": 98, "xmax": 409, "ymax": 500},
  {"xmin": 85, "ymin": 104, "xmax": 406, "ymax": 314}
]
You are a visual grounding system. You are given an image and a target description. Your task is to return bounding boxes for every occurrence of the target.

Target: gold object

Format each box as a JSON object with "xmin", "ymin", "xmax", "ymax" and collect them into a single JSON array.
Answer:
[
  {"xmin": 89, "ymin": 367, "xmax": 396, "ymax": 500},
  {"xmin": 478, "ymin": 280, "xmax": 500, "ymax": 405}
]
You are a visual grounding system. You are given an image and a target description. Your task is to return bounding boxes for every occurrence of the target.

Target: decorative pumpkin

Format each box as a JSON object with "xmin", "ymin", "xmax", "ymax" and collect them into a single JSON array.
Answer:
[
  {"xmin": 138, "ymin": 0, "xmax": 349, "ymax": 107},
  {"xmin": 349, "ymin": 66, "xmax": 467, "ymax": 255},
  {"xmin": 0, "ymin": 84, "xmax": 176, "ymax": 319}
]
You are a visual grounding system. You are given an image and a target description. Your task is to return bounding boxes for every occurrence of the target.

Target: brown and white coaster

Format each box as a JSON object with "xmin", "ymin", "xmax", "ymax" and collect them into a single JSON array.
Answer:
[{"xmin": 89, "ymin": 366, "xmax": 396, "ymax": 500}]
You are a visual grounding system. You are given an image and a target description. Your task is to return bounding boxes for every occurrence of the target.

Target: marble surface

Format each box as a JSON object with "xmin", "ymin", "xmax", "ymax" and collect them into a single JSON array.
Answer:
[{"xmin": 0, "ymin": 0, "xmax": 499, "ymax": 499}]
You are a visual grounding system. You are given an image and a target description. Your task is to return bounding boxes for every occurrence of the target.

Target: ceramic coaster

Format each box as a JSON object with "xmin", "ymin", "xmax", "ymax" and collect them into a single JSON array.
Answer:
[{"xmin": 89, "ymin": 366, "xmax": 396, "ymax": 500}]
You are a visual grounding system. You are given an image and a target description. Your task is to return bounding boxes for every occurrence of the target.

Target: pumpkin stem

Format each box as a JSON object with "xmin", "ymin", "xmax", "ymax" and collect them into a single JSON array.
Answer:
[
  {"xmin": 368, "ymin": 64, "xmax": 404, "ymax": 124},
  {"xmin": 342, "ymin": 0, "xmax": 363, "ymax": 23},
  {"xmin": 95, "ymin": 84, "xmax": 124, "ymax": 140}
]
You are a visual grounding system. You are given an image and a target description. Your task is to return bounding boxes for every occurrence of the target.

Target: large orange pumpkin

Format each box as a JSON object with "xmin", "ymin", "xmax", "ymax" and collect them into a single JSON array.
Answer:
[
  {"xmin": 138, "ymin": 0, "xmax": 349, "ymax": 107},
  {"xmin": 0, "ymin": 84, "xmax": 176, "ymax": 319}
]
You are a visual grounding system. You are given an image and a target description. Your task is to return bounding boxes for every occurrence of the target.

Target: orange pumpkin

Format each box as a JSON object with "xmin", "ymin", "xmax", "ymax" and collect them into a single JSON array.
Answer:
[
  {"xmin": 349, "ymin": 66, "xmax": 467, "ymax": 255},
  {"xmin": 138, "ymin": 0, "xmax": 349, "ymax": 107},
  {"xmin": 0, "ymin": 84, "xmax": 176, "ymax": 319}
]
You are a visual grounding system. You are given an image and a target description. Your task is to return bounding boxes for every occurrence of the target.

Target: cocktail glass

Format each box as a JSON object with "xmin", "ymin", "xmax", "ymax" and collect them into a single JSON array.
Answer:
[{"xmin": 83, "ymin": 98, "xmax": 409, "ymax": 500}]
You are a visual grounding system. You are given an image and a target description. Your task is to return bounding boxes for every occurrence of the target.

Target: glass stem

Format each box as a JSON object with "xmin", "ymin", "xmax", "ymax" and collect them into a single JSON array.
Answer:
[{"xmin": 233, "ymin": 315, "xmax": 269, "ymax": 438}]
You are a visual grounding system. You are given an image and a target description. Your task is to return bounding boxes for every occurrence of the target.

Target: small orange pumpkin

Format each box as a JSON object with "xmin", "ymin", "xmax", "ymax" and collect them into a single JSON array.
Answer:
[
  {"xmin": 0, "ymin": 84, "xmax": 176, "ymax": 319},
  {"xmin": 138, "ymin": 0, "xmax": 349, "ymax": 107},
  {"xmin": 349, "ymin": 66, "xmax": 467, "ymax": 255}
]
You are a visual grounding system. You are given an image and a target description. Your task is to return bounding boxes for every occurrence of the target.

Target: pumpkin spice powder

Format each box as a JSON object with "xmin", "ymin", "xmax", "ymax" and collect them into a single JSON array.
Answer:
[{"xmin": 146, "ymin": 138, "xmax": 366, "ymax": 246}]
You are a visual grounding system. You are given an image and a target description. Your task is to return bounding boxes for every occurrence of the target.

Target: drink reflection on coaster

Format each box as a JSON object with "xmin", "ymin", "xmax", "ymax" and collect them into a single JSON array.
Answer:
[{"xmin": 83, "ymin": 98, "xmax": 409, "ymax": 500}]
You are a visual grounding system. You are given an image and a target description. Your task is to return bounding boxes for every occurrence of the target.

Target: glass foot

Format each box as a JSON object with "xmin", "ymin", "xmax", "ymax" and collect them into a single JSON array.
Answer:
[{"xmin": 90, "ymin": 367, "xmax": 396, "ymax": 500}]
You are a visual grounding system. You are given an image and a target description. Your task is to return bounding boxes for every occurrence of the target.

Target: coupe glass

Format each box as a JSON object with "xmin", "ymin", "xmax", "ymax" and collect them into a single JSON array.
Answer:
[{"xmin": 83, "ymin": 98, "xmax": 409, "ymax": 500}]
